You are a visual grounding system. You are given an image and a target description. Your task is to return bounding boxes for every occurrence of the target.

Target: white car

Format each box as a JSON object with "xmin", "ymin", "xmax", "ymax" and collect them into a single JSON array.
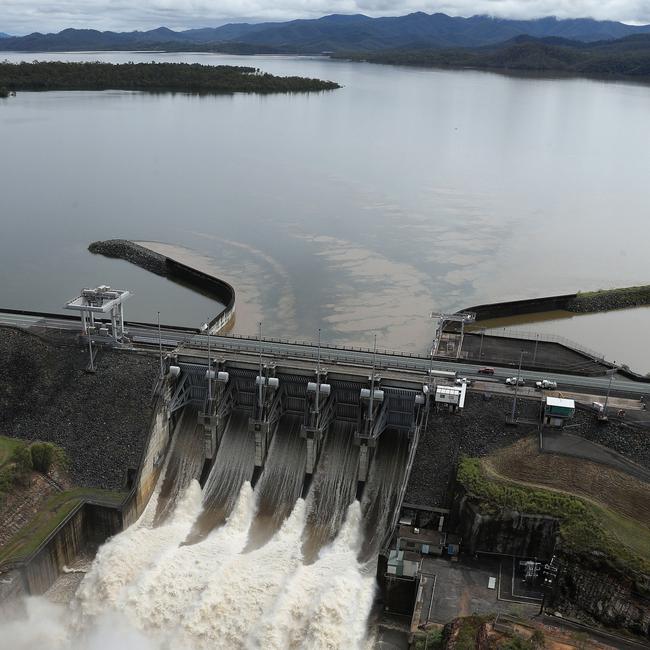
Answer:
[
  {"xmin": 505, "ymin": 377, "xmax": 525, "ymax": 386},
  {"xmin": 455, "ymin": 377, "xmax": 472, "ymax": 386},
  {"xmin": 536, "ymin": 379, "xmax": 558, "ymax": 390}
]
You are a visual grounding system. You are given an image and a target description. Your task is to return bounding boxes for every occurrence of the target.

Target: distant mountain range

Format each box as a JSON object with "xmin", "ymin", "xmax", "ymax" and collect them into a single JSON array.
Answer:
[
  {"xmin": 2, "ymin": 13, "xmax": 650, "ymax": 53},
  {"xmin": 0, "ymin": 32, "xmax": 11, "ymax": 39}
]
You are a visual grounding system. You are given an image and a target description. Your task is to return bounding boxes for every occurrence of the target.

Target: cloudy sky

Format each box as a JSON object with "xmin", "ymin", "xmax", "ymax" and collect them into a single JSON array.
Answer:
[{"xmin": 2, "ymin": 0, "xmax": 649, "ymax": 35}]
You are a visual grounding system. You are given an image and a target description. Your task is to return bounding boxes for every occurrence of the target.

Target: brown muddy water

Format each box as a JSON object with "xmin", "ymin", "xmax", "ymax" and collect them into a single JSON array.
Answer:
[{"xmin": 2, "ymin": 51, "xmax": 650, "ymax": 370}]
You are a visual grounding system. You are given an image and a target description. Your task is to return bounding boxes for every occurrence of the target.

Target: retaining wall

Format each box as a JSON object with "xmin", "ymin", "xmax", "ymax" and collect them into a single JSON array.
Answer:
[
  {"xmin": 0, "ymin": 378, "xmax": 174, "ymax": 598},
  {"xmin": 88, "ymin": 239, "xmax": 235, "ymax": 334},
  {"xmin": 461, "ymin": 294, "xmax": 577, "ymax": 321}
]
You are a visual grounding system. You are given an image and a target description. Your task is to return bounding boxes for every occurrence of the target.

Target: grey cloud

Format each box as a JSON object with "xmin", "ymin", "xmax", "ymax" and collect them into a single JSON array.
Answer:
[{"xmin": 1, "ymin": 0, "xmax": 649, "ymax": 35}]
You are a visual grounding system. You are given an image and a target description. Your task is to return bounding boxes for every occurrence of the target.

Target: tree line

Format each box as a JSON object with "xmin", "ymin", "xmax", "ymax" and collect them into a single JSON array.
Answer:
[{"xmin": 0, "ymin": 61, "xmax": 340, "ymax": 94}]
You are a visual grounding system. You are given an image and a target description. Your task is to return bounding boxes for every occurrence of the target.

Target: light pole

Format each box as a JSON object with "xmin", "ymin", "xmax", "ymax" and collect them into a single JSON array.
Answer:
[
  {"xmin": 201, "ymin": 321, "xmax": 211, "ymax": 402},
  {"xmin": 157, "ymin": 311, "xmax": 163, "ymax": 378},
  {"xmin": 600, "ymin": 369, "xmax": 616, "ymax": 421},
  {"xmin": 509, "ymin": 349, "xmax": 525, "ymax": 424},
  {"xmin": 258, "ymin": 321, "xmax": 264, "ymax": 418},
  {"xmin": 87, "ymin": 333, "xmax": 95, "ymax": 372},
  {"xmin": 366, "ymin": 334, "xmax": 377, "ymax": 437},
  {"xmin": 315, "ymin": 328, "xmax": 321, "ymax": 416}
]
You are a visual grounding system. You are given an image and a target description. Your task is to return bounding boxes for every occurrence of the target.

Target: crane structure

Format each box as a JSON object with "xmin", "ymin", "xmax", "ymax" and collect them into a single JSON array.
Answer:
[{"xmin": 430, "ymin": 311, "xmax": 476, "ymax": 359}]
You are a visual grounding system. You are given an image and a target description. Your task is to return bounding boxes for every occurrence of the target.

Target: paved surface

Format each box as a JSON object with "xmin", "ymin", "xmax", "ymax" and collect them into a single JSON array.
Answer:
[
  {"xmin": 1, "ymin": 310, "xmax": 649, "ymax": 399},
  {"xmin": 541, "ymin": 431, "xmax": 650, "ymax": 482},
  {"xmin": 418, "ymin": 556, "xmax": 537, "ymax": 625},
  {"xmin": 462, "ymin": 332, "xmax": 603, "ymax": 374}
]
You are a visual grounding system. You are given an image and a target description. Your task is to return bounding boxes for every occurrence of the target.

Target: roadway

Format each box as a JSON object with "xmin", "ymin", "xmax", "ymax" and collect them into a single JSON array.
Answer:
[{"xmin": 1, "ymin": 309, "xmax": 648, "ymax": 400}]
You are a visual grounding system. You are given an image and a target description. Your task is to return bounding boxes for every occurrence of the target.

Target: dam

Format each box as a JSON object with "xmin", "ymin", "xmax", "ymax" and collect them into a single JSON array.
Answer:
[
  {"xmin": 72, "ymin": 358, "xmax": 421, "ymax": 648},
  {"xmin": 1, "ymin": 262, "xmax": 649, "ymax": 647},
  {"xmin": 0, "ymin": 301, "xmax": 429, "ymax": 648}
]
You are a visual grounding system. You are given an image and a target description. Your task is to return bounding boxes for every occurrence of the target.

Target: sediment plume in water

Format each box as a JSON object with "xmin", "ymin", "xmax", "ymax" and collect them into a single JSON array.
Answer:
[
  {"xmin": 153, "ymin": 407, "xmax": 204, "ymax": 526},
  {"xmin": 247, "ymin": 413, "xmax": 306, "ymax": 548},
  {"xmin": 303, "ymin": 420, "xmax": 359, "ymax": 560},
  {"xmin": 188, "ymin": 409, "xmax": 254, "ymax": 540}
]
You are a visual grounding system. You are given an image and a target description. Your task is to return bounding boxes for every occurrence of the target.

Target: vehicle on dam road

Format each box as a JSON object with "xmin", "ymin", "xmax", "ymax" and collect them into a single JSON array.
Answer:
[
  {"xmin": 455, "ymin": 377, "xmax": 472, "ymax": 386},
  {"xmin": 505, "ymin": 376, "xmax": 525, "ymax": 386},
  {"xmin": 536, "ymin": 379, "xmax": 558, "ymax": 390},
  {"xmin": 477, "ymin": 367, "xmax": 495, "ymax": 375}
]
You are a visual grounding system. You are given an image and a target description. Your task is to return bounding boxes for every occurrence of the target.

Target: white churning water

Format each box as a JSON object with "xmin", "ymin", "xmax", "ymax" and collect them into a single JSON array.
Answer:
[{"xmin": 0, "ymin": 417, "xmax": 410, "ymax": 649}]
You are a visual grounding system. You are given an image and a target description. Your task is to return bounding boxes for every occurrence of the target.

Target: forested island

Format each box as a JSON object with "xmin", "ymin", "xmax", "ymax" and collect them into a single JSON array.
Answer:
[
  {"xmin": 334, "ymin": 34, "xmax": 650, "ymax": 80},
  {"xmin": 0, "ymin": 61, "xmax": 340, "ymax": 94}
]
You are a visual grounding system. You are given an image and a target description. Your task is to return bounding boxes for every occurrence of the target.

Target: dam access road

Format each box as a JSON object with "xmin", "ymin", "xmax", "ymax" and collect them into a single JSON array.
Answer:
[{"xmin": 0, "ymin": 309, "xmax": 647, "ymax": 403}]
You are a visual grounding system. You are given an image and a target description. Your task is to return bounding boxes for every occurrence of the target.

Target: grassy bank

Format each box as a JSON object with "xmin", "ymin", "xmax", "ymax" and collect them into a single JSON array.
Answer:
[
  {"xmin": 0, "ymin": 487, "xmax": 126, "ymax": 565},
  {"xmin": 458, "ymin": 455, "xmax": 650, "ymax": 575}
]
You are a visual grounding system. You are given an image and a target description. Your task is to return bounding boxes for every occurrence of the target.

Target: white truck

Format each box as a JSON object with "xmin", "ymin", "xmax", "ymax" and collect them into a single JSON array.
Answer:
[
  {"xmin": 505, "ymin": 377, "xmax": 525, "ymax": 386},
  {"xmin": 535, "ymin": 379, "xmax": 558, "ymax": 390}
]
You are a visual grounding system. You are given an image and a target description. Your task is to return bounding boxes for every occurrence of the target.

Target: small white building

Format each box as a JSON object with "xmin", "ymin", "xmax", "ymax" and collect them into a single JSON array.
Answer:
[
  {"xmin": 543, "ymin": 396, "xmax": 575, "ymax": 428},
  {"xmin": 434, "ymin": 384, "xmax": 466, "ymax": 413}
]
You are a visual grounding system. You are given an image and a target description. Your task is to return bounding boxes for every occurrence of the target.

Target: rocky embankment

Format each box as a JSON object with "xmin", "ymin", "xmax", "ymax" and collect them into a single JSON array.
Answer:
[
  {"xmin": 405, "ymin": 394, "xmax": 650, "ymax": 507},
  {"xmin": 552, "ymin": 552, "xmax": 650, "ymax": 637},
  {"xmin": 566, "ymin": 286, "xmax": 650, "ymax": 313},
  {"xmin": 0, "ymin": 327, "xmax": 157, "ymax": 490},
  {"xmin": 570, "ymin": 410, "xmax": 650, "ymax": 470},
  {"xmin": 88, "ymin": 239, "xmax": 168, "ymax": 277},
  {"xmin": 404, "ymin": 394, "xmax": 540, "ymax": 507}
]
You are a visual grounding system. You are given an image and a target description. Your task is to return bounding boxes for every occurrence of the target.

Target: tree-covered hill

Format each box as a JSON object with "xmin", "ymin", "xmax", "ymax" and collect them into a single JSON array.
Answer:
[
  {"xmin": 334, "ymin": 34, "xmax": 650, "ymax": 79},
  {"xmin": 0, "ymin": 61, "xmax": 340, "ymax": 94}
]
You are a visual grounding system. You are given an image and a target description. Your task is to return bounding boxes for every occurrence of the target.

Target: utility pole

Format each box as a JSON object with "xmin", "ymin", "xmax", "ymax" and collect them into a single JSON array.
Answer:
[
  {"xmin": 366, "ymin": 334, "xmax": 377, "ymax": 437},
  {"xmin": 206, "ymin": 321, "xmax": 212, "ymax": 402},
  {"xmin": 258, "ymin": 321, "xmax": 264, "ymax": 418},
  {"xmin": 600, "ymin": 369, "xmax": 615, "ymax": 421},
  {"xmin": 315, "ymin": 328, "xmax": 321, "ymax": 416},
  {"xmin": 87, "ymin": 333, "xmax": 95, "ymax": 372},
  {"xmin": 479, "ymin": 328, "xmax": 485, "ymax": 359},
  {"xmin": 157, "ymin": 311, "xmax": 163, "ymax": 378},
  {"xmin": 509, "ymin": 349, "xmax": 525, "ymax": 424}
]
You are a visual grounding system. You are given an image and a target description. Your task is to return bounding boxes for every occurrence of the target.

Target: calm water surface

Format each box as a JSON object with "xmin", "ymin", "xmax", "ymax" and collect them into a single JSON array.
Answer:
[{"xmin": 1, "ymin": 52, "xmax": 650, "ymax": 369}]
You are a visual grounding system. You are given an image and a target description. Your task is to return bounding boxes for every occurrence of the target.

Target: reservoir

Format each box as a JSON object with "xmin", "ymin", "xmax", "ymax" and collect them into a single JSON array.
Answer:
[{"xmin": 1, "ymin": 51, "xmax": 650, "ymax": 370}]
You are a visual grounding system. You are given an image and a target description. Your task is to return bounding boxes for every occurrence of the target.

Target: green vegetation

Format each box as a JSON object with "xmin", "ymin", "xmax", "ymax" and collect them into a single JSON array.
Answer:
[
  {"xmin": 455, "ymin": 615, "xmax": 490, "ymax": 650},
  {"xmin": 335, "ymin": 35, "xmax": 650, "ymax": 80},
  {"xmin": 458, "ymin": 457, "xmax": 650, "ymax": 574},
  {"xmin": 0, "ymin": 86, "xmax": 9, "ymax": 98},
  {"xmin": 0, "ymin": 435, "xmax": 25, "ymax": 467},
  {"xmin": 0, "ymin": 437, "xmax": 68, "ymax": 502},
  {"xmin": 0, "ymin": 61, "xmax": 340, "ymax": 95},
  {"xmin": 0, "ymin": 487, "xmax": 126, "ymax": 565},
  {"xmin": 30, "ymin": 441, "xmax": 68, "ymax": 474},
  {"xmin": 413, "ymin": 627, "xmax": 444, "ymax": 650}
]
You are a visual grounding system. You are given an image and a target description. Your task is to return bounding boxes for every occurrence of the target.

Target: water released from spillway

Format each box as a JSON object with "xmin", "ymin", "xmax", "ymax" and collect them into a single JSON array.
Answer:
[
  {"xmin": 1, "ymin": 412, "xmax": 411, "ymax": 649},
  {"xmin": 246, "ymin": 413, "xmax": 306, "ymax": 549},
  {"xmin": 153, "ymin": 407, "xmax": 204, "ymax": 526},
  {"xmin": 189, "ymin": 409, "xmax": 255, "ymax": 540},
  {"xmin": 304, "ymin": 420, "xmax": 360, "ymax": 560}
]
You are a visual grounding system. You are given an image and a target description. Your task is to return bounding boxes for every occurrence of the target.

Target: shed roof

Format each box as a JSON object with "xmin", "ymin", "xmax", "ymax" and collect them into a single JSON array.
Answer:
[{"xmin": 546, "ymin": 396, "xmax": 575, "ymax": 409}]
